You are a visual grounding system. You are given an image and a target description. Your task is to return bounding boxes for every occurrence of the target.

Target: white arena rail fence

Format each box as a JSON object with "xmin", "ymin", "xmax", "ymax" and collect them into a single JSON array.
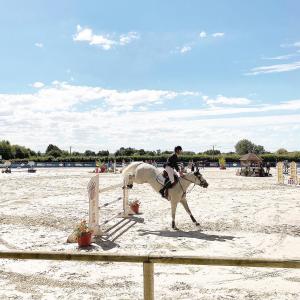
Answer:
[
  {"xmin": 88, "ymin": 174, "xmax": 133, "ymax": 236},
  {"xmin": 0, "ymin": 251, "xmax": 299, "ymax": 300},
  {"xmin": 277, "ymin": 161, "xmax": 299, "ymax": 186}
]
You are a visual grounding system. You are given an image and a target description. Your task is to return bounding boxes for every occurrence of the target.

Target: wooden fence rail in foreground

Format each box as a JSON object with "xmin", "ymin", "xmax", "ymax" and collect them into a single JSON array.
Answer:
[{"xmin": 0, "ymin": 251, "xmax": 299, "ymax": 300}]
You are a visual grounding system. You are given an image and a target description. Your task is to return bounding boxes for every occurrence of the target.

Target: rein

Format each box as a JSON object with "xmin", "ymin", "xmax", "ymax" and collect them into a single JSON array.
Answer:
[
  {"xmin": 181, "ymin": 174, "xmax": 203, "ymax": 186},
  {"xmin": 156, "ymin": 172, "xmax": 204, "ymax": 200},
  {"xmin": 178, "ymin": 174, "xmax": 202, "ymax": 198}
]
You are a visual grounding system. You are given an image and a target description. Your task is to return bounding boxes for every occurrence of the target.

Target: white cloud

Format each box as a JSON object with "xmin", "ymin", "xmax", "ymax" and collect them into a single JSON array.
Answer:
[
  {"xmin": 203, "ymin": 95, "xmax": 251, "ymax": 106},
  {"xmin": 181, "ymin": 91, "xmax": 200, "ymax": 96},
  {"xmin": 73, "ymin": 25, "xmax": 139, "ymax": 50},
  {"xmin": 73, "ymin": 25, "xmax": 115, "ymax": 50},
  {"xmin": 1, "ymin": 82, "xmax": 300, "ymax": 152},
  {"xmin": 212, "ymin": 32, "xmax": 224, "ymax": 37},
  {"xmin": 0, "ymin": 81, "xmax": 198, "ymax": 113},
  {"xmin": 35, "ymin": 43, "xmax": 43, "ymax": 48},
  {"xmin": 119, "ymin": 32, "xmax": 139, "ymax": 45},
  {"xmin": 262, "ymin": 54, "xmax": 296, "ymax": 60},
  {"xmin": 246, "ymin": 61, "xmax": 300, "ymax": 75},
  {"xmin": 2, "ymin": 104, "xmax": 299, "ymax": 153},
  {"xmin": 180, "ymin": 46, "xmax": 192, "ymax": 54},
  {"xmin": 31, "ymin": 82, "xmax": 45, "ymax": 88},
  {"xmin": 199, "ymin": 31, "xmax": 207, "ymax": 38},
  {"xmin": 280, "ymin": 41, "xmax": 300, "ymax": 48}
]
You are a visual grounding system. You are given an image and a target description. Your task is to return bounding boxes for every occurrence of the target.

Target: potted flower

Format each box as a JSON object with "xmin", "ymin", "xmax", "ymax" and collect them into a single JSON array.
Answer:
[
  {"xmin": 74, "ymin": 220, "xmax": 93, "ymax": 247},
  {"xmin": 129, "ymin": 199, "xmax": 140, "ymax": 214},
  {"xmin": 219, "ymin": 157, "xmax": 226, "ymax": 170}
]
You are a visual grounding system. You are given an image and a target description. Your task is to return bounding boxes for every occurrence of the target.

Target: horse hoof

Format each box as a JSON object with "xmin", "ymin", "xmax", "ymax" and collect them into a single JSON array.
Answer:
[
  {"xmin": 195, "ymin": 222, "xmax": 200, "ymax": 226},
  {"xmin": 173, "ymin": 226, "xmax": 179, "ymax": 231}
]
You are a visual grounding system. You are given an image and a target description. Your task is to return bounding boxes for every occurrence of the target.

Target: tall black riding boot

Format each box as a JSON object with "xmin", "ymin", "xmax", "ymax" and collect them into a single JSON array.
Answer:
[{"xmin": 159, "ymin": 181, "xmax": 172, "ymax": 198}]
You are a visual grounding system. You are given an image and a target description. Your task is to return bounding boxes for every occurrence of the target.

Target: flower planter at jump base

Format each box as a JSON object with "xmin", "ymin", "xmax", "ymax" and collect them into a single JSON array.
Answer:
[
  {"xmin": 130, "ymin": 204, "xmax": 139, "ymax": 214},
  {"xmin": 129, "ymin": 200, "xmax": 140, "ymax": 214},
  {"xmin": 77, "ymin": 232, "xmax": 92, "ymax": 247}
]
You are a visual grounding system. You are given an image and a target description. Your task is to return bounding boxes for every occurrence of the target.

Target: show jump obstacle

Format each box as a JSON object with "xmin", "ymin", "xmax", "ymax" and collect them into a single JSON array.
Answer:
[
  {"xmin": 277, "ymin": 162, "xmax": 284, "ymax": 184},
  {"xmin": 88, "ymin": 174, "xmax": 132, "ymax": 236},
  {"xmin": 277, "ymin": 161, "xmax": 299, "ymax": 185}
]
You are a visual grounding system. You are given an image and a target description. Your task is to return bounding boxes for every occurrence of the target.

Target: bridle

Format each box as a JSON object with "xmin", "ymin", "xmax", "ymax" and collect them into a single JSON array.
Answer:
[
  {"xmin": 181, "ymin": 171, "xmax": 205, "ymax": 185},
  {"xmin": 156, "ymin": 169, "xmax": 206, "ymax": 200},
  {"xmin": 178, "ymin": 171, "xmax": 206, "ymax": 198}
]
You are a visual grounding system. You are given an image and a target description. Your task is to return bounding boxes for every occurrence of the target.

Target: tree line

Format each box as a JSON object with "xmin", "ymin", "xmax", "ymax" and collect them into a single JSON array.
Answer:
[{"xmin": 0, "ymin": 139, "xmax": 298, "ymax": 162}]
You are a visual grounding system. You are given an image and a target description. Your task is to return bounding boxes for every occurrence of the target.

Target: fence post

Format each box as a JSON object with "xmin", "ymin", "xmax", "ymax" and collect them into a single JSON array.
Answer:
[{"xmin": 143, "ymin": 262, "xmax": 154, "ymax": 300}]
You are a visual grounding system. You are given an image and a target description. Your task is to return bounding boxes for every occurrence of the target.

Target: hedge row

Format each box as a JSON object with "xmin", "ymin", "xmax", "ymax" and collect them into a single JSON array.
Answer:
[{"xmin": 4, "ymin": 152, "xmax": 300, "ymax": 164}]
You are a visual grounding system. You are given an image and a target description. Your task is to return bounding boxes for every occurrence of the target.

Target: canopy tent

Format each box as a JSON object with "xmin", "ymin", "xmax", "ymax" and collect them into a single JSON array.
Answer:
[{"xmin": 240, "ymin": 153, "xmax": 262, "ymax": 167}]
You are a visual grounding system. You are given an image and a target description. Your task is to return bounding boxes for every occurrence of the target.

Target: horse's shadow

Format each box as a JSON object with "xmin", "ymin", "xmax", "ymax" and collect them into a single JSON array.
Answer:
[{"xmin": 138, "ymin": 228, "xmax": 237, "ymax": 242}]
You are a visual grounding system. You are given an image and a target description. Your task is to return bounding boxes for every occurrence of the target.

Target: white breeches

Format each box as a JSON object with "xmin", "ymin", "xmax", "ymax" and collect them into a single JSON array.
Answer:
[{"xmin": 165, "ymin": 166, "xmax": 176, "ymax": 183}]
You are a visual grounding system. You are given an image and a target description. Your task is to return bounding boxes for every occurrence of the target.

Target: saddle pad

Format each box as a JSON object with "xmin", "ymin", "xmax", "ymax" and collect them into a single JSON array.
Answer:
[{"xmin": 156, "ymin": 173, "xmax": 165, "ymax": 185}]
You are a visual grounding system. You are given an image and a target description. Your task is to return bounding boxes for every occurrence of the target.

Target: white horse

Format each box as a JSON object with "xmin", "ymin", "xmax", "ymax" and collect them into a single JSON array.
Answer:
[{"xmin": 122, "ymin": 162, "xmax": 208, "ymax": 230}]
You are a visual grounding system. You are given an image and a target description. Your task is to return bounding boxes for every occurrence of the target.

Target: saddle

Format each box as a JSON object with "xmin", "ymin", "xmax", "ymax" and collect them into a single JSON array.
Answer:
[
  {"xmin": 162, "ymin": 170, "xmax": 178, "ymax": 183},
  {"xmin": 161, "ymin": 170, "xmax": 179, "ymax": 198}
]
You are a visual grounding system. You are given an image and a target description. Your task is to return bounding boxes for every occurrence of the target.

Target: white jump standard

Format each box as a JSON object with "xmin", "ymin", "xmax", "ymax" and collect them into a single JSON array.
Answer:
[
  {"xmin": 88, "ymin": 174, "xmax": 132, "ymax": 236},
  {"xmin": 277, "ymin": 161, "xmax": 299, "ymax": 186}
]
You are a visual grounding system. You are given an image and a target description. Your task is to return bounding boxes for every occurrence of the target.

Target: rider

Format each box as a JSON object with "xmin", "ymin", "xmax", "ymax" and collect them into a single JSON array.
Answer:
[{"xmin": 159, "ymin": 146, "xmax": 183, "ymax": 198}]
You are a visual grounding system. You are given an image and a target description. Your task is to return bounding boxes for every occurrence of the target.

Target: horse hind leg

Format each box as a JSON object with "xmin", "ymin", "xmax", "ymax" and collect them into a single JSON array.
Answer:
[{"xmin": 180, "ymin": 199, "xmax": 200, "ymax": 226}]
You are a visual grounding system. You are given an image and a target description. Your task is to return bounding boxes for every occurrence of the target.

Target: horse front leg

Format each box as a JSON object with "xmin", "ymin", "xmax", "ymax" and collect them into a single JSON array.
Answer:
[
  {"xmin": 171, "ymin": 199, "xmax": 179, "ymax": 230},
  {"xmin": 124, "ymin": 174, "xmax": 134, "ymax": 189},
  {"xmin": 180, "ymin": 199, "xmax": 200, "ymax": 226}
]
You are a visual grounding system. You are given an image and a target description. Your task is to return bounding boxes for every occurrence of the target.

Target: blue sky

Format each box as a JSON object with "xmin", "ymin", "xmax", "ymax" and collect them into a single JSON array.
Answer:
[{"xmin": 0, "ymin": 0, "xmax": 299, "ymax": 152}]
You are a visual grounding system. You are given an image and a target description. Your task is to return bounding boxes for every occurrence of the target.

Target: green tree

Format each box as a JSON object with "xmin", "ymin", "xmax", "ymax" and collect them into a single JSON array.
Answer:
[
  {"xmin": 13, "ymin": 145, "xmax": 30, "ymax": 159},
  {"xmin": 60, "ymin": 150, "xmax": 70, "ymax": 156},
  {"xmin": 84, "ymin": 150, "xmax": 96, "ymax": 156},
  {"xmin": 253, "ymin": 145, "xmax": 265, "ymax": 155},
  {"xmin": 146, "ymin": 151, "xmax": 156, "ymax": 156},
  {"xmin": 28, "ymin": 149, "xmax": 37, "ymax": 157},
  {"xmin": 97, "ymin": 150, "xmax": 109, "ymax": 156},
  {"xmin": 46, "ymin": 144, "xmax": 62, "ymax": 154},
  {"xmin": 115, "ymin": 147, "xmax": 135, "ymax": 156},
  {"xmin": 276, "ymin": 148, "xmax": 288, "ymax": 155},
  {"xmin": 47, "ymin": 149, "xmax": 62, "ymax": 158},
  {"xmin": 162, "ymin": 150, "xmax": 172, "ymax": 155},
  {"xmin": 137, "ymin": 149, "xmax": 146, "ymax": 155},
  {"xmin": 0, "ymin": 140, "xmax": 13, "ymax": 159},
  {"xmin": 235, "ymin": 139, "xmax": 266, "ymax": 155},
  {"xmin": 182, "ymin": 151, "xmax": 196, "ymax": 155},
  {"xmin": 204, "ymin": 149, "xmax": 221, "ymax": 155},
  {"xmin": 72, "ymin": 151, "xmax": 81, "ymax": 156},
  {"xmin": 235, "ymin": 139, "xmax": 255, "ymax": 155}
]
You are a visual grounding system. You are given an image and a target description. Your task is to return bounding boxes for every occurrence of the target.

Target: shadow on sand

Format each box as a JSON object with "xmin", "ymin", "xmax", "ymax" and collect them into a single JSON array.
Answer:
[
  {"xmin": 91, "ymin": 216, "xmax": 144, "ymax": 250},
  {"xmin": 138, "ymin": 229, "xmax": 237, "ymax": 242}
]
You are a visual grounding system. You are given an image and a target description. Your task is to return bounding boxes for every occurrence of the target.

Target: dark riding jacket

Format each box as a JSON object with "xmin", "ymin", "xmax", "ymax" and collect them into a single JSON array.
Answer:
[{"xmin": 166, "ymin": 153, "xmax": 180, "ymax": 171}]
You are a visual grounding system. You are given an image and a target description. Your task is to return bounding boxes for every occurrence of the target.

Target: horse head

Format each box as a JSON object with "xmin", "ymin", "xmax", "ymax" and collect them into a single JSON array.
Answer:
[{"xmin": 192, "ymin": 169, "xmax": 208, "ymax": 188}]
